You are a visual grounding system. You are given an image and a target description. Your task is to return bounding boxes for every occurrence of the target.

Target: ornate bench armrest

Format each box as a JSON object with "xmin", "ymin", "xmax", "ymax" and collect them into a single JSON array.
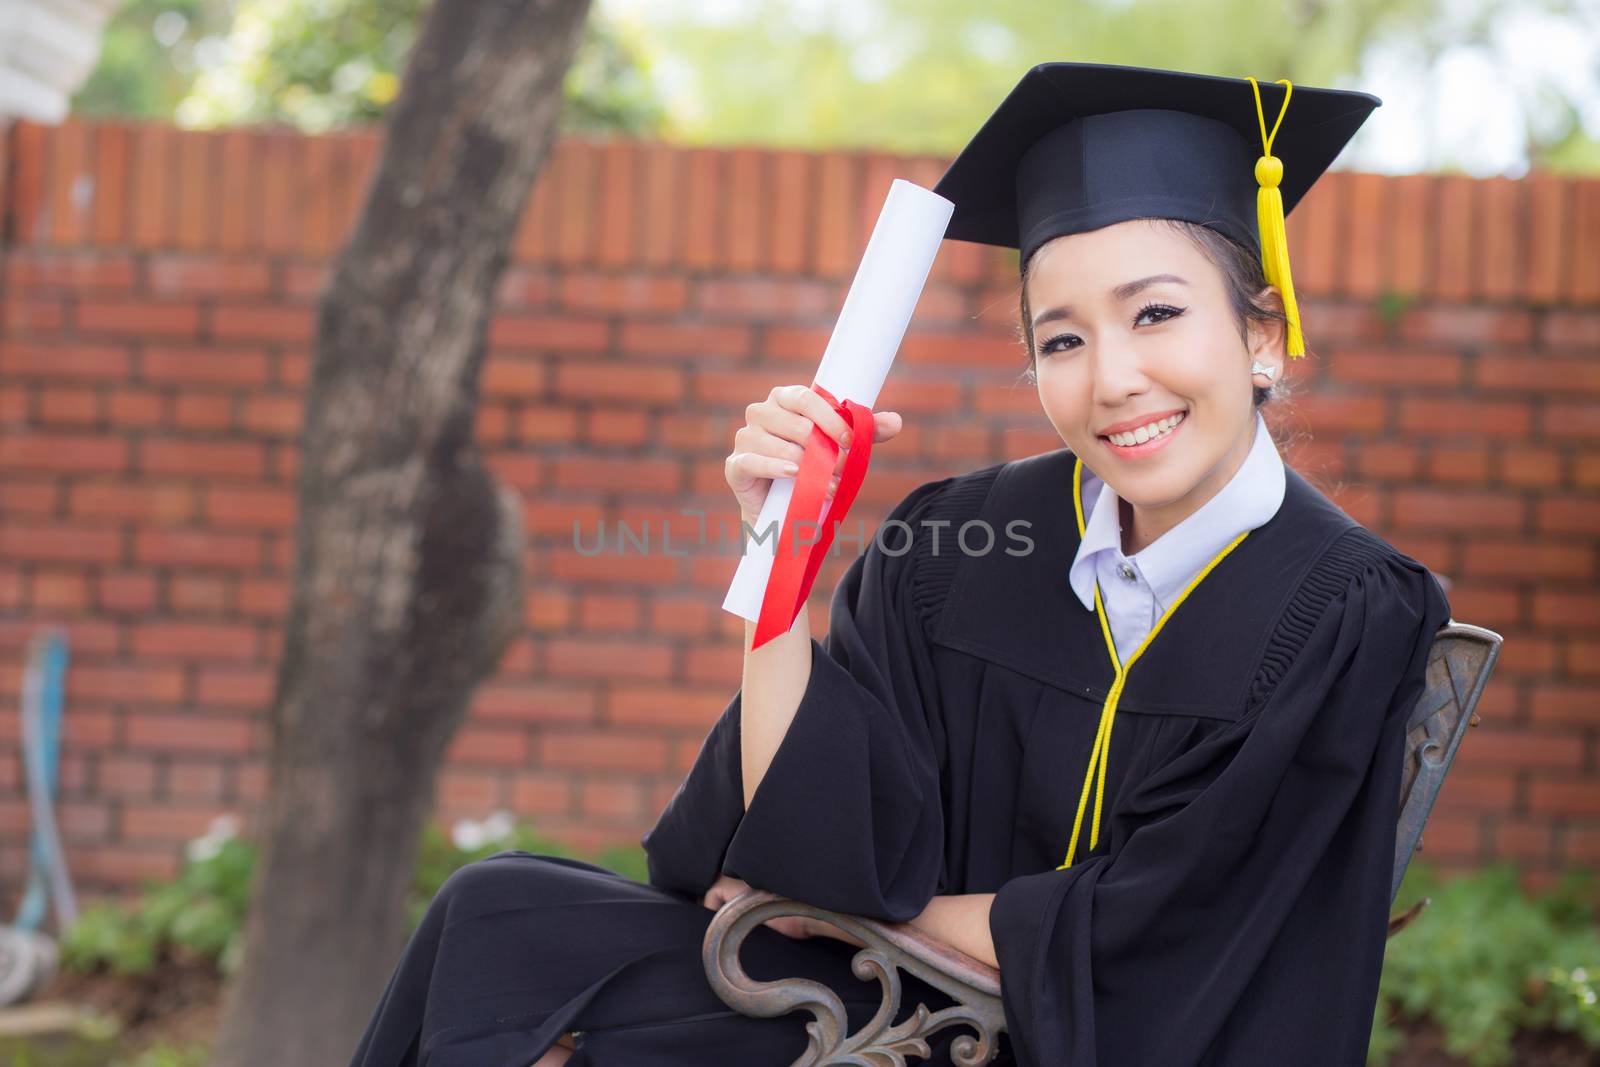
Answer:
[{"xmin": 702, "ymin": 888, "xmax": 1006, "ymax": 1066}]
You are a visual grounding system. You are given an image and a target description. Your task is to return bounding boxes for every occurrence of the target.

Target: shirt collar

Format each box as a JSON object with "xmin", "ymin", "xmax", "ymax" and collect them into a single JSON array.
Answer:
[{"xmin": 1068, "ymin": 410, "xmax": 1286, "ymax": 613}]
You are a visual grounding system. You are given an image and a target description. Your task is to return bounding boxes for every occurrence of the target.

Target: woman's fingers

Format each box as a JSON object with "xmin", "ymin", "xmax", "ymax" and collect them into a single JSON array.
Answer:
[
  {"xmin": 873, "ymin": 410, "xmax": 903, "ymax": 442},
  {"xmin": 725, "ymin": 450, "xmax": 800, "ymax": 491},
  {"xmin": 772, "ymin": 384, "xmax": 852, "ymax": 446}
]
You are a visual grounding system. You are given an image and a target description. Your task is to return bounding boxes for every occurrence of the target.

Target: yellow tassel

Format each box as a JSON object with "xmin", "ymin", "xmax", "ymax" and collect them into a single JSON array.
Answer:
[{"xmin": 1246, "ymin": 77, "xmax": 1305, "ymax": 359}]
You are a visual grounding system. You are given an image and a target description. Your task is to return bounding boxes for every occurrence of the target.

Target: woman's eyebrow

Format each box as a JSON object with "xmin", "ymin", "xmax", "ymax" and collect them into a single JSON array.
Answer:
[{"xmin": 1031, "ymin": 274, "xmax": 1190, "ymax": 330}]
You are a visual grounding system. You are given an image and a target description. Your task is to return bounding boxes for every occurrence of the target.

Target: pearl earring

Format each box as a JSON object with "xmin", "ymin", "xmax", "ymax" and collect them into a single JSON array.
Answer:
[{"xmin": 1251, "ymin": 360, "xmax": 1278, "ymax": 381}]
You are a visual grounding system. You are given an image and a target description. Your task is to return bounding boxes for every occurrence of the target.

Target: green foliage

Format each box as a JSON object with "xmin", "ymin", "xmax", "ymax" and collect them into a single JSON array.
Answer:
[
  {"xmin": 113, "ymin": 1043, "xmax": 211, "ymax": 1067},
  {"xmin": 59, "ymin": 834, "xmax": 256, "ymax": 978},
  {"xmin": 59, "ymin": 816, "xmax": 648, "ymax": 978},
  {"xmin": 74, "ymin": 0, "xmax": 665, "ymax": 136},
  {"xmin": 1374, "ymin": 289, "xmax": 1419, "ymax": 328},
  {"xmin": 1369, "ymin": 860, "xmax": 1600, "ymax": 1067}
]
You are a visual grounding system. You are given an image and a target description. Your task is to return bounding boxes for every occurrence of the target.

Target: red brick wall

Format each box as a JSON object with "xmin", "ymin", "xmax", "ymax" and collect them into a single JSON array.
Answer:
[{"xmin": 1, "ymin": 117, "xmax": 1597, "ymax": 898}]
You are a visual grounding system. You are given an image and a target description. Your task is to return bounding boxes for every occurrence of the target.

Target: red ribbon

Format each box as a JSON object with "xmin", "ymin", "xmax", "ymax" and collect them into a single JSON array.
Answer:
[{"xmin": 750, "ymin": 382, "xmax": 875, "ymax": 650}]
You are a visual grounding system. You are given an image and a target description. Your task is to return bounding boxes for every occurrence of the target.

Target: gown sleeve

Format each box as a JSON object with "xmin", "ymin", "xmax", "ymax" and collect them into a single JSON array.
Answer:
[
  {"xmin": 641, "ymin": 472, "xmax": 972, "ymax": 922},
  {"xmin": 988, "ymin": 536, "xmax": 1453, "ymax": 1067}
]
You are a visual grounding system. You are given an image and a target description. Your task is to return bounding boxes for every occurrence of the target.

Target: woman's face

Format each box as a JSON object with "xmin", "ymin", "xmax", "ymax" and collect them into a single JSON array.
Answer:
[{"xmin": 1026, "ymin": 219, "xmax": 1283, "ymax": 534}]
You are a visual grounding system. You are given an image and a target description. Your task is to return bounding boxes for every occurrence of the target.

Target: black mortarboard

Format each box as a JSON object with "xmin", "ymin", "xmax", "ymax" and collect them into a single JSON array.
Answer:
[{"xmin": 932, "ymin": 62, "xmax": 1381, "ymax": 356}]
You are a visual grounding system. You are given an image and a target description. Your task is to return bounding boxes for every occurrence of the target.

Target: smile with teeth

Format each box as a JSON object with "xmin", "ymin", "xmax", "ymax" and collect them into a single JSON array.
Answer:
[{"xmin": 1104, "ymin": 411, "xmax": 1186, "ymax": 447}]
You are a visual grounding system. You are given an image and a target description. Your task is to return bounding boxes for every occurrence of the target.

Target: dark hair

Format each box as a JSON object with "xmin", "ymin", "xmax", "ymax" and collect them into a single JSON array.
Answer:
[{"xmin": 1017, "ymin": 218, "xmax": 1292, "ymax": 409}]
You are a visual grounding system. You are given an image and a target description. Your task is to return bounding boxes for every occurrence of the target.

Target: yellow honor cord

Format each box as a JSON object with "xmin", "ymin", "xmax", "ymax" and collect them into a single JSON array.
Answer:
[
  {"xmin": 1058, "ymin": 457, "xmax": 1254, "ymax": 870},
  {"xmin": 1246, "ymin": 76, "xmax": 1305, "ymax": 359}
]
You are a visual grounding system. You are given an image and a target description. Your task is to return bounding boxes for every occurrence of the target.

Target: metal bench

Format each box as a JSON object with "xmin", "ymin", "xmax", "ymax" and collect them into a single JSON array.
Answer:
[{"xmin": 702, "ymin": 622, "xmax": 1502, "ymax": 1067}]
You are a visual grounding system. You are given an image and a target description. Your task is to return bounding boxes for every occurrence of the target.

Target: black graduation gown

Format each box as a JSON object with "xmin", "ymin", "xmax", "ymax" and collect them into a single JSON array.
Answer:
[{"xmin": 643, "ymin": 446, "xmax": 1453, "ymax": 1066}]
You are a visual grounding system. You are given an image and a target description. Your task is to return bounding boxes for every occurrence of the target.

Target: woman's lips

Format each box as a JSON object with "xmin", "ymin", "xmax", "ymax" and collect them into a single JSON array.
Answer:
[{"xmin": 1100, "ymin": 411, "xmax": 1186, "ymax": 459}]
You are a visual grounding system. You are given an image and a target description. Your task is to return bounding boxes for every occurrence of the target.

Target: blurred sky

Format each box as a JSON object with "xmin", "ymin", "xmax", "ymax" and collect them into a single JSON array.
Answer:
[{"xmin": 601, "ymin": 0, "xmax": 1600, "ymax": 178}]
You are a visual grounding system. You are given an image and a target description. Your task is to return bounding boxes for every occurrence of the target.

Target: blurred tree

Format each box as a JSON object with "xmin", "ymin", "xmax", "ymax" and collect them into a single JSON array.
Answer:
[
  {"xmin": 202, "ymin": 2, "xmax": 591, "ymax": 1065},
  {"xmin": 625, "ymin": 0, "xmax": 1598, "ymax": 172},
  {"xmin": 73, "ymin": 0, "xmax": 661, "ymax": 135}
]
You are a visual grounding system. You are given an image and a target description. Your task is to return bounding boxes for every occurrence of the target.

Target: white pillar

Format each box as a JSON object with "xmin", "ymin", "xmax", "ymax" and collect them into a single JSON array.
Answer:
[{"xmin": 0, "ymin": 0, "xmax": 123, "ymax": 124}]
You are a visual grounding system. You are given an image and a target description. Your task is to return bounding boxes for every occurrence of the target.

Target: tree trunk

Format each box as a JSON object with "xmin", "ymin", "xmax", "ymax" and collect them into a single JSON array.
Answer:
[{"xmin": 207, "ymin": 3, "xmax": 592, "ymax": 1065}]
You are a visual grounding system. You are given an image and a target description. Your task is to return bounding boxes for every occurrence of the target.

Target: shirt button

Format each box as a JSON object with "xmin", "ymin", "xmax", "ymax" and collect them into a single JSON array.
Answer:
[{"xmin": 1116, "ymin": 562, "xmax": 1137, "ymax": 582}]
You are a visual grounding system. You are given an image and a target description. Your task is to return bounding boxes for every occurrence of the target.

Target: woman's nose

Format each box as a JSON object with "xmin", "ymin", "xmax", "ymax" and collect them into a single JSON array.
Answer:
[{"xmin": 1088, "ymin": 342, "xmax": 1151, "ymax": 406}]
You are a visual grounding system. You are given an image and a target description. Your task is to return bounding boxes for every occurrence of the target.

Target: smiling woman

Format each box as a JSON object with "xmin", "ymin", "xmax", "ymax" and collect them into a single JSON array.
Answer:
[{"xmin": 346, "ymin": 61, "xmax": 1453, "ymax": 1067}]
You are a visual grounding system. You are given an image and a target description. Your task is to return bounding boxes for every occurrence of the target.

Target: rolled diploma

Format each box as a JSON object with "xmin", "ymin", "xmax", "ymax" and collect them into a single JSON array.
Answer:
[{"xmin": 722, "ymin": 178, "xmax": 954, "ymax": 623}]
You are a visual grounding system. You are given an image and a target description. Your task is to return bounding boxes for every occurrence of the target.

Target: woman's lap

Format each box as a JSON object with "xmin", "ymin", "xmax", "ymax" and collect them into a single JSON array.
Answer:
[{"xmin": 347, "ymin": 849, "xmax": 959, "ymax": 1067}]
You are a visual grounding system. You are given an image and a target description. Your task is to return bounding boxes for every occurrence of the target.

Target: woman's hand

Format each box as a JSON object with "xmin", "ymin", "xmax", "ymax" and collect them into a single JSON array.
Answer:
[
  {"xmin": 725, "ymin": 384, "xmax": 903, "ymax": 525},
  {"xmin": 701, "ymin": 873, "xmax": 865, "ymax": 946}
]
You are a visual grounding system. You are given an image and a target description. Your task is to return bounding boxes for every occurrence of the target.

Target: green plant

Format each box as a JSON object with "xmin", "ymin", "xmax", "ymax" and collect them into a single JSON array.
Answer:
[
  {"xmin": 60, "ymin": 832, "xmax": 257, "ymax": 978},
  {"xmin": 1373, "ymin": 289, "xmax": 1418, "ymax": 328},
  {"xmin": 1369, "ymin": 860, "xmax": 1600, "ymax": 1066}
]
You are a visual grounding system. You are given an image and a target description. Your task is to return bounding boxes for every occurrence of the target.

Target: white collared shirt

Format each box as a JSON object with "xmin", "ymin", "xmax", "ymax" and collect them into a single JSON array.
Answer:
[{"xmin": 1068, "ymin": 410, "xmax": 1287, "ymax": 665}]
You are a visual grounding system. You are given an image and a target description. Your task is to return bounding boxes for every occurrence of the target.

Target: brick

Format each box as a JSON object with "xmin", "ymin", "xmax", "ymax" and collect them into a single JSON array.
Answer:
[
  {"xmin": 131, "ymin": 623, "xmax": 257, "ymax": 661},
  {"xmin": 445, "ymin": 727, "xmax": 530, "ymax": 767},
  {"xmin": 92, "ymin": 123, "xmax": 129, "ymax": 245},
  {"xmin": 0, "ymin": 479, "xmax": 58, "ymax": 515},
  {"xmin": 121, "ymin": 804, "xmax": 228, "ymax": 842},
  {"xmin": 141, "ymin": 343, "xmax": 268, "ymax": 385},
  {"xmin": 239, "ymin": 394, "xmax": 302, "ymax": 436},
  {"xmin": 1396, "ymin": 306, "xmax": 1533, "ymax": 347},
  {"xmin": 0, "ymin": 431, "xmax": 127, "ymax": 473},
  {"xmin": 577, "ymin": 777, "xmax": 644, "ymax": 822},
  {"xmin": 126, "ymin": 713, "xmax": 253, "ymax": 753},
  {"xmin": 140, "ymin": 438, "xmax": 265, "ymax": 479},
  {"xmin": 0, "ymin": 342, "xmax": 130, "ymax": 380},
  {"xmin": 550, "ymin": 456, "xmax": 682, "ymax": 496},
  {"xmin": 29, "ymin": 570, "xmax": 90, "ymax": 610},
  {"xmin": 560, "ymin": 271, "xmax": 684, "ymax": 313},
  {"xmin": 553, "ymin": 361, "xmax": 684, "ymax": 405},
  {"xmin": 210, "ymin": 305, "xmax": 315, "ymax": 342},
  {"xmin": 1528, "ymin": 780, "xmax": 1600, "ymax": 817},
  {"xmin": 1524, "ymin": 174, "xmax": 1568, "ymax": 304},
  {"xmin": 135, "ymin": 529, "xmax": 261, "ymax": 570},
  {"xmin": 1541, "ymin": 311, "xmax": 1600, "ymax": 349},
  {"xmin": 205, "ymin": 486, "xmax": 295, "ymax": 528},
  {"xmin": 1293, "ymin": 393, "xmax": 1388, "ymax": 435},
  {"xmin": 167, "ymin": 762, "xmax": 228, "ymax": 801},
  {"xmin": 67, "ymin": 665, "xmax": 186, "ymax": 705},
  {"xmin": 1537, "ymin": 497, "xmax": 1600, "ymax": 536},
  {"xmin": 487, "ymin": 314, "xmax": 609, "ymax": 352},
  {"xmin": 152, "ymin": 575, "xmax": 221, "ymax": 617},
  {"xmin": 1399, "ymin": 397, "xmax": 1530, "ymax": 438},
  {"xmin": 107, "ymin": 389, "xmax": 166, "ymax": 427},
  {"xmin": 1325, "ymin": 348, "xmax": 1462, "ymax": 388},
  {"xmin": 1528, "ymin": 683, "xmax": 1600, "ymax": 725},
  {"xmin": 77, "ymin": 300, "xmax": 200, "ymax": 338},
  {"xmin": 69, "ymin": 483, "xmax": 196, "ymax": 523},
  {"xmin": 1461, "ymin": 541, "xmax": 1592, "ymax": 582},
  {"xmin": 595, "ymin": 140, "xmax": 638, "ymax": 267},
  {"xmin": 0, "ymin": 523, "xmax": 122, "ymax": 564},
  {"xmin": 1461, "ymin": 728, "xmax": 1586, "ymax": 771},
  {"xmin": 695, "ymin": 278, "xmax": 836, "ymax": 320},
  {"xmin": 1531, "ymin": 591, "xmax": 1600, "ymax": 630},
  {"xmin": 1392, "ymin": 489, "xmax": 1524, "ymax": 532},
  {"xmin": 509, "ymin": 773, "xmax": 573, "ymax": 816},
  {"xmin": 617, "ymin": 320, "xmax": 753, "ymax": 360},
  {"xmin": 538, "ymin": 729, "xmax": 670, "ymax": 773},
  {"xmin": 37, "ymin": 387, "xmax": 101, "ymax": 425},
  {"xmin": 147, "ymin": 256, "xmax": 272, "ymax": 297},
  {"xmin": 1544, "ymin": 403, "xmax": 1600, "ymax": 441},
  {"xmin": 437, "ymin": 770, "xmax": 503, "ymax": 813},
  {"xmin": 97, "ymin": 572, "xmax": 159, "ymax": 612},
  {"xmin": 543, "ymin": 638, "xmax": 675, "ymax": 681},
  {"xmin": 471, "ymin": 682, "xmax": 596, "ymax": 725},
  {"xmin": 97, "ymin": 755, "xmax": 158, "ymax": 797}
]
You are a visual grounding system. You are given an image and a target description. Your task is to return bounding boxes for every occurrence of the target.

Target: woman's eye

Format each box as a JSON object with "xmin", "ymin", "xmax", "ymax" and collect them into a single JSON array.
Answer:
[
  {"xmin": 1037, "ymin": 333, "xmax": 1080, "ymax": 357},
  {"xmin": 1136, "ymin": 303, "xmax": 1184, "ymax": 325}
]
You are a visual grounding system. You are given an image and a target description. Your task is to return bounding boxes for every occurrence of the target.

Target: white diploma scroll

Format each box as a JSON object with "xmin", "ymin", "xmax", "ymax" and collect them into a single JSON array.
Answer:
[{"xmin": 721, "ymin": 178, "xmax": 955, "ymax": 624}]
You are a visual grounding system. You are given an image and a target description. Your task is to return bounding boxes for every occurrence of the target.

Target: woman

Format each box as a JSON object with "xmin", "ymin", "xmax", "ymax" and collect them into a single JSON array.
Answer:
[{"xmin": 347, "ymin": 62, "xmax": 1452, "ymax": 1067}]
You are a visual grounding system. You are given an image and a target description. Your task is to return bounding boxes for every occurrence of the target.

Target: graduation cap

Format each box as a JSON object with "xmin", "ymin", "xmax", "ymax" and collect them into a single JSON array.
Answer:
[{"xmin": 931, "ymin": 62, "xmax": 1381, "ymax": 357}]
